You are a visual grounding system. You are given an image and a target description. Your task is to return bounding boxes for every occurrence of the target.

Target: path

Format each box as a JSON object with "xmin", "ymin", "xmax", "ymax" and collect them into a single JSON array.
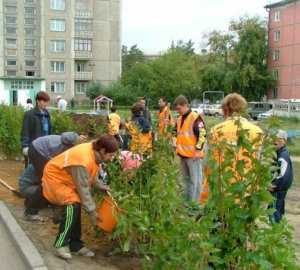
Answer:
[
  {"xmin": 0, "ymin": 220, "xmax": 27, "ymax": 270},
  {"xmin": 292, "ymin": 156, "xmax": 300, "ymax": 162}
]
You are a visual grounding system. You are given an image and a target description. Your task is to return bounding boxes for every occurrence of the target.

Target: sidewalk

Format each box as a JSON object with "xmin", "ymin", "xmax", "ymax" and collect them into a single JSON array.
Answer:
[{"xmin": 292, "ymin": 156, "xmax": 300, "ymax": 162}]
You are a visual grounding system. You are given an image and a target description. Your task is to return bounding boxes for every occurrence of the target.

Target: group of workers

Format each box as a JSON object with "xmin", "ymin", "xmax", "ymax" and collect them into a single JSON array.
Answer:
[{"xmin": 18, "ymin": 91, "xmax": 293, "ymax": 260}]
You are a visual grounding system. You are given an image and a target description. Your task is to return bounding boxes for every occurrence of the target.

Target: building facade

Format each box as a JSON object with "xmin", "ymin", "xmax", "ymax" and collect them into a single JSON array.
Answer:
[
  {"xmin": 0, "ymin": 0, "xmax": 121, "ymax": 106},
  {"xmin": 266, "ymin": 0, "xmax": 300, "ymax": 100}
]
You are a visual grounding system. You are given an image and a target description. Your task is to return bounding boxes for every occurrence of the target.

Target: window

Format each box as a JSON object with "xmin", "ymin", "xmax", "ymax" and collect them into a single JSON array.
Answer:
[
  {"xmin": 274, "ymin": 30, "xmax": 281, "ymax": 42},
  {"xmin": 11, "ymin": 80, "xmax": 34, "ymax": 90},
  {"xmin": 50, "ymin": 0, "xmax": 65, "ymax": 10},
  {"xmin": 75, "ymin": 19, "xmax": 93, "ymax": 32},
  {"xmin": 6, "ymin": 38, "xmax": 17, "ymax": 47},
  {"xmin": 76, "ymin": 82, "xmax": 88, "ymax": 94},
  {"xmin": 273, "ymin": 69, "xmax": 279, "ymax": 80},
  {"xmin": 50, "ymin": 19, "xmax": 65, "ymax": 31},
  {"xmin": 24, "ymin": 7, "xmax": 35, "ymax": 16},
  {"xmin": 49, "ymin": 40, "xmax": 66, "ymax": 52},
  {"xmin": 76, "ymin": 62, "xmax": 86, "ymax": 72},
  {"xmin": 274, "ymin": 10, "xmax": 280, "ymax": 22},
  {"xmin": 50, "ymin": 61, "xmax": 65, "ymax": 72},
  {"xmin": 25, "ymin": 60, "xmax": 35, "ymax": 66},
  {"xmin": 24, "ymin": 49, "xmax": 35, "ymax": 56},
  {"xmin": 26, "ymin": 71, "xmax": 35, "ymax": 77},
  {"xmin": 7, "ymin": 48, "xmax": 17, "ymax": 56},
  {"xmin": 25, "ymin": 28, "xmax": 34, "ymax": 36},
  {"xmin": 6, "ymin": 27, "xmax": 16, "ymax": 35},
  {"xmin": 7, "ymin": 60, "xmax": 16, "ymax": 66},
  {"xmin": 5, "ymin": 6, "xmax": 17, "ymax": 13},
  {"xmin": 25, "ymin": 18, "xmax": 35, "ymax": 25},
  {"xmin": 272, "ymin": 88, "xmax": 278, "ymax": 99},
  {"xmin": 51, "ymin": 82, "xmax": 65, "ymax": 93},
  {"xmin": 273, "ymin": 49, "xmax": 280, "ymax": 61},
  {"xmin": 25, "ymin": 0, "xmax": 35, "ymax": 3},
  {"xmin": 74, "ymin": 39, "xmax": 92, "ymax": 51},
  {"xmin": 6, "ymin": 70, "xmax": 17, "ymax": 76},
  {"xmin": 25, "ymin": 39, "xmax": 35, "ymax": 47},
  {"xmin": 6, "ymin": 16, "xmax": 17, "ymax": 24}
]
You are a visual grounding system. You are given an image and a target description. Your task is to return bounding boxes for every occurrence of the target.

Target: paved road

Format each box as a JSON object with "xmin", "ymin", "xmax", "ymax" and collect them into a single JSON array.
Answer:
[{"xmin": 0, "ymin": 220, "xmax": 27, "ymax": 270}]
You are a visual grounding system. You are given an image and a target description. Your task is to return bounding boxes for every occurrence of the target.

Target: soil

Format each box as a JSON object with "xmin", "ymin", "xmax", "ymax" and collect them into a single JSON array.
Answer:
[{"xmin": 0, "ymin": 160, "xmax": 299, "ymax": 268}]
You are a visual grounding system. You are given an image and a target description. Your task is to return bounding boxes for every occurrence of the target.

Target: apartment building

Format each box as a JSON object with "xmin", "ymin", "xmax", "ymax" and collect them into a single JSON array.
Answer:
[
  {"xmin": 266, "ymin": 0, "xmax": 300, "ymax": 99},
  {"xmin": 0, "ymin": 0, "xmax": 121, "ymax": 106}
]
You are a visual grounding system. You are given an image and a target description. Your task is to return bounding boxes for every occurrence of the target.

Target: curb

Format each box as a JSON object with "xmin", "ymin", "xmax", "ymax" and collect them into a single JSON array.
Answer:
[{"xmin": 0, "ymin": 201, "xmax": 48, "ymax": 270}]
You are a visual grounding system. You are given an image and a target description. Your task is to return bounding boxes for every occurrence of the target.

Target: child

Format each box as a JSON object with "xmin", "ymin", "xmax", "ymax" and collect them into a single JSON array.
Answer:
[{"xmin": 269, "ymin": 130, "xmax": 294, "ymax": 223}]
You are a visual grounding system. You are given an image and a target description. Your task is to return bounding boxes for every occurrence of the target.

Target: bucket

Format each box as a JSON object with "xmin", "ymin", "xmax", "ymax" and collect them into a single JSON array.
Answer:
[{"xmin": 97, "ymin": 195, "xmax": 121, "ymax": 233}]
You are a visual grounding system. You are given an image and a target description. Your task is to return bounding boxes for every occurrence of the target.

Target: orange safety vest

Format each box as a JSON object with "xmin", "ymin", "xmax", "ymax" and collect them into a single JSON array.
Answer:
[
  {"xmin": 42, "ymin": 143, "xmax": 100, "ymax": 206},
  {"xmin": 176, "ymin": 111, "xmax": 204, "ymax": 158},
  {"xmin": 158, "ymin": 106, "xmax": 173, "ymax": 136},
  {"xmin": 108, "ymin": 113, "xmax": 121, "ymax": 136}
]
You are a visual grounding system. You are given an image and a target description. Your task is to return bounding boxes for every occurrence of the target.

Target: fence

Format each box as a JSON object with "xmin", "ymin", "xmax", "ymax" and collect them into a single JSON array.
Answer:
[{"xmin": 271, "ymin": 100, "xmax": 300, "ymax": 118}]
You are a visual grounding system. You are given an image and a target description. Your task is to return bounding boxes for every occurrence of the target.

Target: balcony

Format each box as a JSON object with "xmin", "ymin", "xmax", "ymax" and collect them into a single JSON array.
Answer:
[
  {"xmin": 75, "ymin": 10, "xmax": 93, "ymax": 19},
  {"xmin": 74, "ymin": 30, "xmax": 93, "ymax": 39},
  {"xmin": 74, "ymin": 51, "xmax": 93, "ymax": 59},
  {"xmin": 75, "ymin": 71, "xmax": 92, "ymax": 81}
]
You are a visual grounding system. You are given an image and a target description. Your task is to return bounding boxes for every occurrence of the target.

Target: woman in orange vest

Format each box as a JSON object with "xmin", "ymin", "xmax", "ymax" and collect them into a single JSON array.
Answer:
[
  {"xmin": 174, "ymin": 95, "xmax": 206, "ymax": 202},
  {"xmin": 158, "ymin": 97, "xmax": 173, "ymax": 137},
  {"xmin": 42, "ymin": 135, "xmax": 119, "ymax": 260}
]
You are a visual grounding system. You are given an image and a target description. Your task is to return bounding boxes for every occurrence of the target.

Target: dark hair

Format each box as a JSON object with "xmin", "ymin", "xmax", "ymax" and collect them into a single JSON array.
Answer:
[
  {"xmin": 174, "ymin": 95, "xmax": 189, "ymax": 106},
  {"xmin": 111, "ymin": 106, "xmax": 117, "ymax": 113},
  {"xmin": 26, "ymin": 98, "xmax": 32, "ymax": 104},
  {"xmin": 131, "ymin": 102, "xmax": 144, "ymax": 116},
  {"xmin": 92, "ymin": 134, "xmax": 119, "ymax": 153},
  {"xmin": 36, "ymin": 91, "xmax": 50, "ymax": 102}
]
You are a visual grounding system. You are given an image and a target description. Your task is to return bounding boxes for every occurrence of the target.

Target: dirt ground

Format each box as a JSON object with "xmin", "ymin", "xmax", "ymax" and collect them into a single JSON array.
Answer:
[{"xmin": 0, "ymin": 160, "xmax": 299, "ymax": 269}]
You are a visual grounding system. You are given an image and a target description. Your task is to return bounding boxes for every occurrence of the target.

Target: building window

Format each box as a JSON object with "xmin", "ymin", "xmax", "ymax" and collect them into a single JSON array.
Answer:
[
  {"xmin": 76, "ymin": 62, "xmax": 86, "ymax": 72},
  {"xmin": 74, "ymin": 38, "xmax": 92, "ymax": 51},
  {"xmin": 11, "ymin": 80, "xmax": 34, "ymax": 90},
  {"xmin": 25, "ymin": 0, "xmax": 35, "ymax": 3},
  {"xmin": 25, "ymin": 28, "xmax": 35, "ymax": 36},
  {"xmin": 274, "ymin": 10, "xmax": 280, "ymax": 22},
  {"xmin": 50, "ymin": 19, "xmax": 66, "ymax": 32},
  {"xmin": 51, "ymin": 82, "xmax": 65, "ymax": 93},
  {"xmin": 7, "ymin": 60, "xmax": 17, "ymax": 66},
  {"xmin": 25, "ymin": 39, "xmax": 35, "ymax": 47},
  {"xmin": 6, "ymin": 16, "xmax": 17, "ymax": 24},
  {"xmin": 273, "ymin": 49, "xmax": 280, "ymax": 61},
  {"xmin": 26, "ymin": 71, "xmax": 35, "ymax": 77},
  {"xmin": 25, "ymin": 18, "xmax": 35, "ymax": 25},
  {"xmin": 50, "ymin": 0, "xmax": 65, "ymax": 10},
  {"xmin": 25, "ymin": 49, "xmax": 35, "ymax": 56},
  {"xmin": 25, "ymin": 60, "xmax": 35, "ymax": 66},
  {"xmin": 49, "ymin": 40, "xmax": 66, "ymax": 52},
  {"xmin": 6, "ymin": 70, "xmax": 17, "ymax": 76},
  {"xmin": 76, "ymin": 82, "xmax": 88, "ymax": 94},
  {"xmin": 6, "ymin": 27, "xmax": 16, "ymax": 35},
  {"xmin": 50, "ymin": 61, "xmax": 65, "ymax": 72},
  {"xmin": 75, "ymin": 19, "xmax": 93, "ymax": 32},
  {"xmin": 24, "ymin": 7, "xmax": 36, "ymax": 16},
  {"xmin": 274, "ymin": 30, "xmax": 281, "ymax": 42},
  {"xmin": 6, "ymin": 38, "xmax": 17, "ymax": 47},
  {"xmin": 5, "ymin": 6, "xmax": 17, "ymax": 14},
  {"xmin": 7, "ymin": 49, "xmax": 17, "ymax": 56},
  {"xmin": 272, "ymin": 88, "xmax": 278, "ymax": 99},
  {"xmin": 272, "ymin": 69, "xmax": 279, "ymax": 80}
]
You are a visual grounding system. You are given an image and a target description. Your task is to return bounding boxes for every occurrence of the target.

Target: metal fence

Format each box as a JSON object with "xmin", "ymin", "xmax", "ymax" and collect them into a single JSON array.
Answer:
[{"xmin": 271, "ymin": 101, "xmax": 300, "ymax": 118}]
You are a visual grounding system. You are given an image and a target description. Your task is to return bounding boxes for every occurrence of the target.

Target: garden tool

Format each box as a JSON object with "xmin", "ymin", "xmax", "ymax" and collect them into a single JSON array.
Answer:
[{"xmin": 0, "ymin": 178, "xmax": 23, "ymax": 197}]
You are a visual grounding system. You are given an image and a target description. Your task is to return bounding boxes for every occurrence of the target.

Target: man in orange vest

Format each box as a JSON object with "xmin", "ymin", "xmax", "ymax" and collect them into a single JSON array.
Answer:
[
  {"xmin": 158, "ymin": 97, "xmax": 173, "ymax": 137},
  {"xmin": 42, "ymin": 135, "xmax": 119, "ymax": 260},
  {"xmin": 174, "ymin": 95, "xmax": 206, "ymax": 202}
]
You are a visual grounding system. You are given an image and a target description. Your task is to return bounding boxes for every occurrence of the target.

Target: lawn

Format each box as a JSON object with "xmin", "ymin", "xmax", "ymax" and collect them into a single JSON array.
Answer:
[{"xmin": 293, "ymin": 162, "xmax": 300, "ymax": 188}]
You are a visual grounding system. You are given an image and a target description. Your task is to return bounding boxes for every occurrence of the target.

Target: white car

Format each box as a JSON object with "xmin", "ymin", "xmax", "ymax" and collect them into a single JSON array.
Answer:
[
  {"xmin": 257, "ymin": 110, "xmax": 274, "ymax": 120},
  {"xmin": 192, "ymin": 105, "xmax": 205, "ymax": 115}
]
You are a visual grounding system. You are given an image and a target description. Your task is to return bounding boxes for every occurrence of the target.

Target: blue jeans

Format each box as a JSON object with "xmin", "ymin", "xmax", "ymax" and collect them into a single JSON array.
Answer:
[
  {"xmin": 180, "ymin": 157, "xmax": 203, "ymax": 201},
  {"xmin": 270, "ymin": 191, "xmax": 287, "ymax": 223}
]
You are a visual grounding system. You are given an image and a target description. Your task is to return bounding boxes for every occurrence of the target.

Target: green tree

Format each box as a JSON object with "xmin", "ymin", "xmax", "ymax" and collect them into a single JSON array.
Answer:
[
  {"xmin": 86, "ymin": 81, "xmax": 104, "ymax": 101},
  {"xmin": 122, "ymin": 45, "xmax": 146, "ymax": 74},
  {"xmin": 170, "ymin": 39, "xmax": 195, "ymax": 55}
]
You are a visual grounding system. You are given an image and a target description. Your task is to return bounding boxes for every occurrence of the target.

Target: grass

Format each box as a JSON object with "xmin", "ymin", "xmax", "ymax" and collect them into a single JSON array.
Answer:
[{"xmin": 293, "ymin": 162, "xmax": 300, "ymax": 188}]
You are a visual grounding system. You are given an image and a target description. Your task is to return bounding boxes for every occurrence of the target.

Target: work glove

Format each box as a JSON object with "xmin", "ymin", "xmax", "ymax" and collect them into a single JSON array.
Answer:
[{"xmin": 22, "ymin": 147, "xmax": 29, "ymax": 156}]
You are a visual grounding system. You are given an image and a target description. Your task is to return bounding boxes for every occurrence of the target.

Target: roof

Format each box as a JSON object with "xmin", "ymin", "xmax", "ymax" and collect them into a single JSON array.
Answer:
[
  {"xmin": 94, "ymin": 95, "xmax": 113, "ymax": 103},
  {"xmin": 265, "ymin": 0, "xmax": 297, "ymax": 9}
]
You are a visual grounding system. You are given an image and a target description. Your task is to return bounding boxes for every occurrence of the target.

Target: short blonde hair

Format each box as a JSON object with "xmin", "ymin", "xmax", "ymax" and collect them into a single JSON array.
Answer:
[{"xmin": 222, "ymin": 93, "xmax": 247, "ymax": 115}]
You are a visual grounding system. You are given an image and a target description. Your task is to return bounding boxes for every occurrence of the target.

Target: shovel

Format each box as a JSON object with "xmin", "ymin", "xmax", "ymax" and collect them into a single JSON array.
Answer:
[{"xmin": 0, "ymin": 178, "xmax": 23, "ymax": 198}]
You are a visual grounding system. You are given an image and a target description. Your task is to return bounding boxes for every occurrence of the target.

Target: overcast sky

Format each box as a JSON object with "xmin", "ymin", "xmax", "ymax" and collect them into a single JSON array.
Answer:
[{"xmin": 122, "ymin": 0, "xmax": 270, "ymax": 54}]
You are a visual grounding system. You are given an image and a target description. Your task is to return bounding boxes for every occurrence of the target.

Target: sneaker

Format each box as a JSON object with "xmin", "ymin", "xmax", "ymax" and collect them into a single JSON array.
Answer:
[
  {"xmin": 55, "ymin": 246, "xmax": 72, "ymax": 260},
  {"xmin": 24, "ymin": 213, "xmax": 47, "ymax": 223},
  {"xmin": 73, "ymin": 247, "xmax": 95, "ymax": 257}
]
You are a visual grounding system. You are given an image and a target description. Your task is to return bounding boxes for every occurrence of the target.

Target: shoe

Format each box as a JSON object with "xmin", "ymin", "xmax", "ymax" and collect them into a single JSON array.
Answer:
[
  {"xmin": 55, "ymin": 246, "xmax": 72, "ymax": 260},
  {"xmin": 73, "ymin": 247, "xmax": 95, "ymax": 257},
  {"xmin": 24, "ymin": 213, "xmax": 46, "ymax": 223}
]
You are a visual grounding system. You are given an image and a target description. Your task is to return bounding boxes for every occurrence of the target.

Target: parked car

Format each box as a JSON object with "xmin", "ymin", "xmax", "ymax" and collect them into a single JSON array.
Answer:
[
  {"xmin": 203, "ymin": 104, "xmax": 222, "ymax": 116},
  {"xmin": 192, "ymin": 105, "xmax": 205, "ymax": 115},
  {"xmin": 248, "ymin": 102, "xmax": 273, "ymax": 120},
  {"xmin": 257, "ymin": 110, "xmax": 274, "ymax": 120}
]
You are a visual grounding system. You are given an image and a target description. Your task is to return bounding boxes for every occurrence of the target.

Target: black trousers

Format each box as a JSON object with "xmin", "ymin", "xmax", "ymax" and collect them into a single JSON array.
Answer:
[
  {"xmin": 272, "ymin": 191, "xmax": 287, "ymax": 223},
  {"xmin": 28, "ymin": 144, "xmax": 49, "ymax": 179},
  {"xmin": 24, "ymin": 185, "xmax": 48, "ymax": 215},
  {"xmin": 54, "ymin": 203, "xmax": 84, "ymax": 252}
]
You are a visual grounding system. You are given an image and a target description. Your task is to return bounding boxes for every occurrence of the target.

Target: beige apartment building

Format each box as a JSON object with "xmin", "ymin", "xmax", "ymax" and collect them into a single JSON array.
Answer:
[{"xmin": 0, "ymin": 0, "xmax": 121, "ymax": 106}]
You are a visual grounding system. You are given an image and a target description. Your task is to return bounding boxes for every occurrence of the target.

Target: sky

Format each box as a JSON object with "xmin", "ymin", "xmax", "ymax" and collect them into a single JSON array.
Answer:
[{"xmin": 122, "ymin": 0, "xmax": 270, "ymax": 54}]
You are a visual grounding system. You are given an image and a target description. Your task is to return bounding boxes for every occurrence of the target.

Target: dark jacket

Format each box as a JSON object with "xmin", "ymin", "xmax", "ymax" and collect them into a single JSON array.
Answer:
[
  {"xmin": 21, "ymin": 106, "xmax": 52, "ymax": 148},
  {"xmin": 272, "ymin": 146, "xmax": 293, "ymax": 191},
  {"xmin": 132, "ymin": 115, "xmax": 151, "ymax": 134}
]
